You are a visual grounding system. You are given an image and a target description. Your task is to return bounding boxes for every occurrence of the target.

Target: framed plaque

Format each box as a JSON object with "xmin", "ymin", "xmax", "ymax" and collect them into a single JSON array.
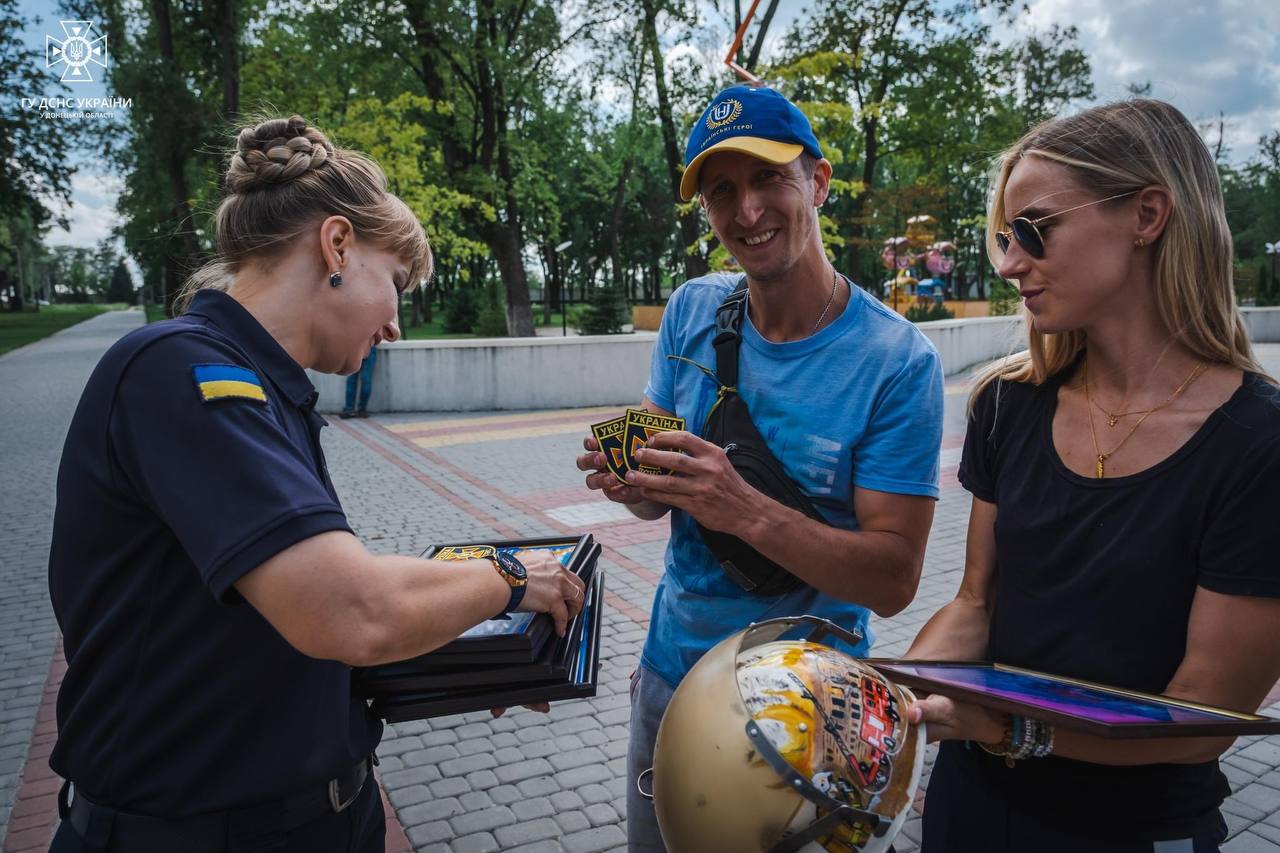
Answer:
[
  {"xmin": 369, "ymin": 568, "xmax": 605, "ymax": 722},
  {"xmin": 867, "ymin": 660, "xmax": 1280, "ymax": 738},
  {"xmin": 398, "ymin": 535, "xmax": 598, "ymax": 665}
]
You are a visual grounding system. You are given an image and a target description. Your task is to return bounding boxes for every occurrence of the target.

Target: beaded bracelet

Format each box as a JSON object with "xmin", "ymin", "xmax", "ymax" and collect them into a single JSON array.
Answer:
[
  {"xmin": 977, "ymin": 714, "xmax": 1055, "ymax": 766},
  {"xmin": 1031, "ymin": 719, "xmax": 1056, "ymax": 758}
]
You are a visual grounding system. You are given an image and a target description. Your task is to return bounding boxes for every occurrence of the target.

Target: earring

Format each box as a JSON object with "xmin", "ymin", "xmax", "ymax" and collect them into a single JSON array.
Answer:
[
  {"xmin": 329, "ymin": 272, "xmax": 343, "ymax": 287},
  {"xmin": 1134, "ymin": 238, "xmax": 1145, "ymax": 248}
]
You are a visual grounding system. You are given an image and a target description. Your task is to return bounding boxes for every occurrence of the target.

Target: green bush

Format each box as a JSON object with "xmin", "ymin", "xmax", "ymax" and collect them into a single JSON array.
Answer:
[
  {"xmin": 905, "ymin": 302, "xmax": 956, "ymax": 323},
  {"xmin": 578, "ymin": 283, "xmax": 629, "ymax": 335},
  {"xmin": 565, "ymin": 304, "xmax": 590, "ymax": 330},
  {"xmin": 1257, "ymin": 263, "xmax": 1279, "ymax": 307},
  {"xmin": 988, "ymin": 279, "xmax": 1021, "ymax": 316},
  {"xmin": 443, "ymin": 288, "xmax": 480, "ymax": 333},
  {"xmin": 474, "ymin": 304, "xmax": 509, "ymax": 336}
]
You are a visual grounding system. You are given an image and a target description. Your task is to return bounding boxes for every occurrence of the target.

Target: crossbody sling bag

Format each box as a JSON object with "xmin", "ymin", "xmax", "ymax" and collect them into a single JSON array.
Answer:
[{"xmin": 685, "ymin": 278, "xmax": 829, "ymax": 596}]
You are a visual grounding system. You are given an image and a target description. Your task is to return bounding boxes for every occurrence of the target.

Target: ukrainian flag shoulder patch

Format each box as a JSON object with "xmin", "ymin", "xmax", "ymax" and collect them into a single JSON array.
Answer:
[{"xmin": 192, "ymin": 363, "xmax": 267, "ymax": 404}]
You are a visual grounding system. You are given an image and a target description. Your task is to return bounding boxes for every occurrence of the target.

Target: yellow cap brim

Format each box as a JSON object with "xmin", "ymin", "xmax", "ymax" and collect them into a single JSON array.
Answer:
[{"xmin": 679, "ymin": 138, "xmax": 805, "ymax": 201}]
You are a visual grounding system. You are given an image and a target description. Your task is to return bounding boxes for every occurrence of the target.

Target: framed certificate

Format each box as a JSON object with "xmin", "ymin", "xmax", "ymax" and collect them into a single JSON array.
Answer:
[
  {"xmin": 867, "ymin": 660, "xmax": 1280, "ymax": 738},
  {"xmin": 369, "ymin": 568, "xmax": 605, "ymax": 722},
  {"xmin": 406, "ymin": 535, "xmax": 597, "ymax": 663}
]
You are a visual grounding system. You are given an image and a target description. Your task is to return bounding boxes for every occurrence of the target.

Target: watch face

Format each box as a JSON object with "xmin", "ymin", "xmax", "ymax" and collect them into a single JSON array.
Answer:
[{"xmin": 496, "ymin": 551, "xmax": 528, "ymax": 583}]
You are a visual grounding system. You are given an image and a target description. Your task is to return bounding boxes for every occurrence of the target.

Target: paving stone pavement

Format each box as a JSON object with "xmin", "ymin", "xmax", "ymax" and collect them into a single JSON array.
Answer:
[
  {"xmin": 2, "ymin": 311, "xmax": 1280, "ymax": 852},
  {"xmin": 0, "ymin": 309, "xmax": 145, "ymax": 845}
]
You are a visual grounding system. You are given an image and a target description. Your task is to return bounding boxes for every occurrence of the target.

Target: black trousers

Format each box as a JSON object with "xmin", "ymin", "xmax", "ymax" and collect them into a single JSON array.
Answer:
[
  {"xmin": 49, "ymin": 776, "xmax": 385, "ymax": 853},
  {"xmin": 922, "ymin": 742, "xmax": 1227, "ymax": 853}
]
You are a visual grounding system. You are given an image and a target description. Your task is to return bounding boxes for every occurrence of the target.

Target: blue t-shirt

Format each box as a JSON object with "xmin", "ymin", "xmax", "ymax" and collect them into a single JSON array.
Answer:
[{"xmin": 640, "ymin": 273, "xmax": 944, "ymax": 686}]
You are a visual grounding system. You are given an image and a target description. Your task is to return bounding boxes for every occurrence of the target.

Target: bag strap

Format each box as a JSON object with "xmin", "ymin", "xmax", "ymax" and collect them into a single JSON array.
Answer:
[{"xmin": 712, "ymin": 277, "xmax": 749, "ymax": 387}]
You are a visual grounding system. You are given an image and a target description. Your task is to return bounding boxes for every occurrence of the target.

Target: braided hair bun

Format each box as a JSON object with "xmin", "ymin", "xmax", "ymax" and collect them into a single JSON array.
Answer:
[{"xmin": 226, "ymin": 115, "xmax": 334, "ymax": 193}]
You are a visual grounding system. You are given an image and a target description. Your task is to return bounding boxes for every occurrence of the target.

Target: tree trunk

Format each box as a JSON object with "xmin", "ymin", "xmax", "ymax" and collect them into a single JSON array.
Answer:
[
  {"xmin": 609, "ymin": 197, "xmax": 624, "ymax": 289},
  {"xmin": 483, "ymin": 220, "xmax": 532, "ymax": 335},
  {"xmin": 212, "ymin": 0, "xmax": 239, "ymax": 119},
  {"xmin": 411, "ymin": 285, "xmax": 425, "ymax": 326},
  {"xmin": 150, "ymin": 0, "xmax": 201, "ymax": 315},
  {"xmin": 494, "ymin": 95, "xmax": 533, "ymax": 336},
  {"xmin": 745, "ymin": 0, "xmax": 781, "ymax": 71},
  {"xmin": 641, "ymin": 0, "xmax": 707, "ymax": 283}
]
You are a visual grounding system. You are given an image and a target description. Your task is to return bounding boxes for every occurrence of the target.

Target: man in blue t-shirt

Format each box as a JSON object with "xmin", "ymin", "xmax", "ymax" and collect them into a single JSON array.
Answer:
[{"xmin": 576, "ymin": 85, "xmax": 943, "ymax": 850}]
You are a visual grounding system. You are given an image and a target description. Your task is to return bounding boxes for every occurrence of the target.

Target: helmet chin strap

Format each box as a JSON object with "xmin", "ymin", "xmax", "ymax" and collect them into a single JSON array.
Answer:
[
  {"xmin": 736, "ymin": 617, "xmax": 887, "ymax": 851},
  {"xmin": 743, "ymin": 720, "xmax": 888, "ymax": 850}
]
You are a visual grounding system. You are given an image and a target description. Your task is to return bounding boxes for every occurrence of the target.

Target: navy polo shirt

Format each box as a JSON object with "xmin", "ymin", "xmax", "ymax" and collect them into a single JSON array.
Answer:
[{"xmin": 48, "ymin": 290, "xmax": 381, "ymax": 816}]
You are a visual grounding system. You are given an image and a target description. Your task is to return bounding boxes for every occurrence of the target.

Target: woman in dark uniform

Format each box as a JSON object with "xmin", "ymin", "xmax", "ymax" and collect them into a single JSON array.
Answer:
[
  {"xmin": 47, "ymin": 115, "xmax": 585, "ymax": 852},
  {"xmin": 906, "ymin": 99, "xmax": 1280, "ymax": 852}
]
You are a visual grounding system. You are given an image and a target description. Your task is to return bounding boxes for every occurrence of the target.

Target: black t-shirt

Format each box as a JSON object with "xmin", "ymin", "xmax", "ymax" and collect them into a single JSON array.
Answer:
[
  {"xmin": 49, "ymin": 290, "xmax": 380, "ymax": 816},
  {"xmin": 950, "ymin": 366, "xmax": 1280, "ymax": 840}
]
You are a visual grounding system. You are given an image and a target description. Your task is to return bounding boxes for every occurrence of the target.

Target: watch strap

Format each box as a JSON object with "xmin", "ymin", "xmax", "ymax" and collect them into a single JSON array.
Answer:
[{"xmin": 491, "ymin": 551, "xmax": 527, "ymax": 619}]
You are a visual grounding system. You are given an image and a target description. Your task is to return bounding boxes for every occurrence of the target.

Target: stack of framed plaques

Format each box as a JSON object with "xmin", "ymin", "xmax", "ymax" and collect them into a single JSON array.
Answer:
[{"xmin": 355, "ymin": 534, "xmax": 605, "ymax": 722}]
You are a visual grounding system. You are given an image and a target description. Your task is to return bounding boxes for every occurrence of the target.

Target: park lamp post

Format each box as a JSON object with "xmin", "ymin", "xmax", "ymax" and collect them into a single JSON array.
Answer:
[{"xmin": 555, "ymin": 240, "xmax": 573, "ymax": 336}]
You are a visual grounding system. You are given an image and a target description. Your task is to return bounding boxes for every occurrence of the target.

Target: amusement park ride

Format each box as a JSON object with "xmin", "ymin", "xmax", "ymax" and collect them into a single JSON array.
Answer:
[{"xmin": 881, "ymin": 215, "xmax": 956, "ymax": 312}]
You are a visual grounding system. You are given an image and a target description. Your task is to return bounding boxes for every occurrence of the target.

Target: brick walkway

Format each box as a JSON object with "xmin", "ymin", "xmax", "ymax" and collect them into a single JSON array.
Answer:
[{"xmin": 1, "ymin": 310, "xmax": 1280, "ymax": 851}]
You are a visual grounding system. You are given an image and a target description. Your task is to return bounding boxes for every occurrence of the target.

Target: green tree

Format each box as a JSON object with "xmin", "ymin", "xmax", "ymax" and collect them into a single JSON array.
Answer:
[
  {"xmin": 0, "ymin": 0, "xmax": 75, "ymax": 309},
  {"xmin": 773, "ymin": 0, "xmax": 1091, "ymax": 291},
  {"xmin": 638, "ymin": 0, "xmax": 709, "ymax": 282},
  {"xmin": 347, "ymin": 0, "xmax": 604, "ymax": 336},
  {"xmin": 988, "ymin": 278, "xmax": 1020, "ymax": 316},
  {"xmin": 1221, "ymin": 131, "xmax": 1280, "ymax": 299},
  {"xmin": 579, "ymin": 281, "xmax": 630, "ymax": 335},
  {"xmin": 78, "ymin": 0, "xmax": 253, "ymax": 313},
  {"xmin": 107, "ymin": 260, "xmax": 135, "ymax": 303}
]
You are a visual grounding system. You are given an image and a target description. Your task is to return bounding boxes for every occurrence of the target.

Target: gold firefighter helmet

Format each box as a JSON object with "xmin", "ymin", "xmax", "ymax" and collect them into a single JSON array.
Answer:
[{"xmin": 649, "ymin": 616, "xmax": 925, "ymax": 853}]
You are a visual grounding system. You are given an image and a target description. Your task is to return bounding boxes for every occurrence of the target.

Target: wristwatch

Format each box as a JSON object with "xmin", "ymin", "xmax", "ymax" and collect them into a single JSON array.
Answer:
[{"xmin": 487, "ymin": 550, "xmax": 528, "ymax": 619}]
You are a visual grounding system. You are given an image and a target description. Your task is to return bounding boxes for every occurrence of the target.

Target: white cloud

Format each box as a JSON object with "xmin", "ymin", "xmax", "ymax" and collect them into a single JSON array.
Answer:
[
  {"xmin": 45, "ymin": 169, "xmax": 122, "ymax": 249},
  {"xmin": 990, "ymin": 0, "xmax": 1280, "ymax": 163}
]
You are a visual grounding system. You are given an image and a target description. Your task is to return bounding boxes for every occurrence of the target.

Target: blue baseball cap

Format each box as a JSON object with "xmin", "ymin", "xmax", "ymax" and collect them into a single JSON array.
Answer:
[{"xmin": 680, "ymin": 85, "xmax": 823, "ymax": 201}]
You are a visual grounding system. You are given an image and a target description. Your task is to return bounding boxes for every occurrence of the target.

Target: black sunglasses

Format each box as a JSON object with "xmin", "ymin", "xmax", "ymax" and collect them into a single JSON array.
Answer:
[{"xmin": 995, "ymin": 190, "xmax": 1139, "ymax": 259}]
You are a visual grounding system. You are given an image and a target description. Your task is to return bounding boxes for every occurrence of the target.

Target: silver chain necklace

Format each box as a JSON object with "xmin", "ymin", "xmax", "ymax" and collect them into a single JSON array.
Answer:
[{"xmin": 810, "ymin": 269, "xmax": 840, "ymax": 337}]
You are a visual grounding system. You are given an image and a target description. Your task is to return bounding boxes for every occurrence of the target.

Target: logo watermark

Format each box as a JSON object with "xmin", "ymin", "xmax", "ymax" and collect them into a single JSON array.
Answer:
[
  {"xmin": 46, "ymin": 20, "xmax": 107, "ymax": 83},
  {"xmin": 21, "ymin": 19, "xmax": 129, "ymax": 121}
]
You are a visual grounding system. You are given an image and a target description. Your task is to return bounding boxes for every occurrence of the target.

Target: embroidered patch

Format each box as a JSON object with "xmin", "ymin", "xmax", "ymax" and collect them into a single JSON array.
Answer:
[{"xmin": 192, "ymin": 364, "xmax": 267, "ymax": 403}]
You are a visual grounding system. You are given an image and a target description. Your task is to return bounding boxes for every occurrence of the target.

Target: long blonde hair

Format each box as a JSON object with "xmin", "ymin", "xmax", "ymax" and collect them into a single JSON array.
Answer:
[
  {"xmin": 176, "ymin": 115, "xmax": 432, "ymax": 313},
  {"xmin": 972, "ymin": 99, "xmax": 1260, "ymax": 405}
]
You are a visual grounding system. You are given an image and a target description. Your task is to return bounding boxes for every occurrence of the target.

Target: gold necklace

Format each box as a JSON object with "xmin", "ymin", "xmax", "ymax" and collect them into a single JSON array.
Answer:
[
  {"xmin": 1082, "ymin": 356, "xmax": 1209, "ymax": 478},
  {"xmin": 810, "ymin": 270, "xmax": 840, "ymax": 337},
  {"xmin": 1090, "ymin": 398, "xmax": 1160, "ymax": 428}
]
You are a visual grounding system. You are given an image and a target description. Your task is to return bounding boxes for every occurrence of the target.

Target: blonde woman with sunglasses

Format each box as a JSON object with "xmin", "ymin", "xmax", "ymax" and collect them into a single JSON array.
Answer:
[{"xmin": 904, "ymin": 99, "xmax": 1280, "ymax": 851}]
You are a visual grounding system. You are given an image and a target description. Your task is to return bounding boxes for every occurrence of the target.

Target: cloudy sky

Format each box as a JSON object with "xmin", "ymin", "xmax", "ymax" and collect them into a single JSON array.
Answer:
[
  {"xmin": 991, "ymin": 0, "xmax": 1280, "ymax": 161},
  {"xmin": 21, "ymin": 0, "xmax": 1280, "ymax": 249}
]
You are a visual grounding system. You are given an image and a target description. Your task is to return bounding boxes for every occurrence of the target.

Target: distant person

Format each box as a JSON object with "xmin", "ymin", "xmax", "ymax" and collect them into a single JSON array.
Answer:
[
  {"xmin": 907, "ymin": 99, "xmax": 1280, "ymax": 852},
  {"xmin": 341, "ymin": 343, "xmax": 377, "ymax": 417},
  {"xmin": 47, "ymin": 114, "xmax": 584, "ymax": 853}
]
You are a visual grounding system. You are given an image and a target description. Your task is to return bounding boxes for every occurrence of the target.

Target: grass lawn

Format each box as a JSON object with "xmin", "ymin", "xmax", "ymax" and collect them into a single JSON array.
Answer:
[
  {"xmin": 398, "ymin": 317, "xmax": 478, "ymax": 340},
  {"xmin": 140, "ymin": 303, "xmax": 576, "ymax": 339},
  {"xmin": 399, "ymin": 310, "xmax": 575, "ymax": 339},
  {"xmin": 0, "ymin": 304, "xmax": 117, "ymax": 357},
  {"xmin": 144, "ymin": 303, "xmax": 168, "ymax": 324}
]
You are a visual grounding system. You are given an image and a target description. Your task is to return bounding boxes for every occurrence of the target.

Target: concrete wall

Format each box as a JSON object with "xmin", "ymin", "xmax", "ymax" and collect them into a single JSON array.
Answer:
[
  {"xmin": 311, "ymin": 334, "xmax": 658, "ymax": 413},
  {"xmin": 914, "ymin": 315, "xmax": 1025, "ymax": 377},
  {"xmin": 1242, "ymin": 307, "xmax": 1280, "ymax": 343},
  {"xmin": 313, "ymin": 308, "xmax": 1280, "ymax": 413}
]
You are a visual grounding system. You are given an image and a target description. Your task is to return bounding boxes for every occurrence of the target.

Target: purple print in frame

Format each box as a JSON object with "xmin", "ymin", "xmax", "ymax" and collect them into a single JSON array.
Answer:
[{"xmin": 866, "ymin": 661, "xmax": 1280, "ymax": 738}]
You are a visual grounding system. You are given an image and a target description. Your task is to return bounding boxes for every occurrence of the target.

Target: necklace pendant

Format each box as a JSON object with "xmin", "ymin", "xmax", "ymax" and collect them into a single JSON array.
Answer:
[
  {"xmin": 1107, "ymin": 415, "xmax": 1118, "ymax": 428},
  {"xmin": 1096, "ymin": 456, "xmax": 1105, "ymax": 479}
]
